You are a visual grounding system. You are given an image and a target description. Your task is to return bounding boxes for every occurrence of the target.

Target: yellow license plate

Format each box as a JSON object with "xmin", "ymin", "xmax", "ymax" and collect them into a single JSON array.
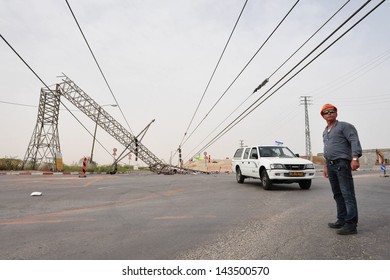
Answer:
[{"xmin": 290, "ymin": 172, "xmax": 304, "ymax": 177}]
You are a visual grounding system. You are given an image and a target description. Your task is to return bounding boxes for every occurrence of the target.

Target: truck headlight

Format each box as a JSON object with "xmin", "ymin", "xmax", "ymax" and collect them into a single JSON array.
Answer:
[
  {"xmin": 305, "ymin": 164, "xmax": 315, "ymax": 169},
  {"xmin": 270, "ymin": 163, "xmax": 285, "ymax": 169}
]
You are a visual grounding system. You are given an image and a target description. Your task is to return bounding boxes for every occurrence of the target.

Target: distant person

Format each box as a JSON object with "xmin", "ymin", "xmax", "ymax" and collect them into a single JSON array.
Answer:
[{"xmin": 321, "ymin": 104, "xmax": 362, "ymax": 235}]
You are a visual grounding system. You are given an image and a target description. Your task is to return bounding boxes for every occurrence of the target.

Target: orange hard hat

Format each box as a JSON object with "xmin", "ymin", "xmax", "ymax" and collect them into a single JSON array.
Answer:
[{"xmin": 320, "ymin": 103, "xmax": 337, "ymax": 115}]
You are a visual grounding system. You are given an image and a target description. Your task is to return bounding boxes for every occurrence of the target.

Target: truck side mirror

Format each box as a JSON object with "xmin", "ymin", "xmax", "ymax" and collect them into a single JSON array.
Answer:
[{"xmin": 251, "ymin": 153, "xmax": 258, "ymax": 159}]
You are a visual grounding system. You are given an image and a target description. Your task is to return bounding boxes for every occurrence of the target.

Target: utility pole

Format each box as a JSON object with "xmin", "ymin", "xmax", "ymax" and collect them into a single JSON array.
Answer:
[
  {"xmin": 300, "ymin": 96, "xmax": 312, "ymax": 159},
  {"xmin": 239, "ymin": 140, "xmax": 244, "ymax": 148}
]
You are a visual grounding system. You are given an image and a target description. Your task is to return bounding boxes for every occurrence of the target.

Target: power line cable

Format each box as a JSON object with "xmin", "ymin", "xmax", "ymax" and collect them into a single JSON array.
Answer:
[
  {"xmin": 330, "ymin": 93, "xmax": 390, "ymax": 101},
  {"xmin": 204, "ymin": 0, "xmax": 385, "ymax": 155},
  {"xmin": 248, "ymin": 0, "xmax": 373, "ymax": 107},
  {"xmin": 268, "ymin": 0, "xmax": 351, "ymax": 79},
  {"xmin": 183, "ymin": 93, "xmax": 253, "ymax": 160},
  {"xmin": 184, "ymin": 0, "xmax": 352, "ymax": 159},
  {"xmin": 65, "ymin": 0, "xmax": 134, "ymax": 135},
  {"xmin": 312, "ymin": 47, "xmax": 390, "ymax": 98},
  {"xmin": 178, "ymin": 0, "xmax": 249, "ymax": 150},
  {"xmin": 0, "ymin": 100, "xmax": 37, "ymax": 108},
  {"xmin": 188, "ymin": 0, "xmax": 385, "ymax": 160},
  {"xmin": 181, "ymin": 0, "xmax": 301, "ymax": 149},
  {"xmin": 0, "ymin": 99, "xmax": 91, "ymax": 111}
]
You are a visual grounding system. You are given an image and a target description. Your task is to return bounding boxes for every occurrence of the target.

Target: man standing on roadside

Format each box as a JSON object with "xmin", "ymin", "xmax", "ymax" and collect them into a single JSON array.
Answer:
[{"xmin": 321, "ymin": 104, "xmax": 362, "ymax": 235}]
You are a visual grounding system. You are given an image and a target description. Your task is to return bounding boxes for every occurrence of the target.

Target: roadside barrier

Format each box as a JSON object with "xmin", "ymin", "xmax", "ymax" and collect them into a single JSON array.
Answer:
[{"xmin": 79, "ymin": 157, "xmax": 87, "ymax": 178}]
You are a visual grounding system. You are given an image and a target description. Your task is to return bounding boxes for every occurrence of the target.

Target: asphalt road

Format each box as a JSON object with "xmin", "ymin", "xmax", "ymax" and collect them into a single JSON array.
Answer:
[{"xmin": 0, "ymin": 170, "xmax": 389, "ymax": 260}]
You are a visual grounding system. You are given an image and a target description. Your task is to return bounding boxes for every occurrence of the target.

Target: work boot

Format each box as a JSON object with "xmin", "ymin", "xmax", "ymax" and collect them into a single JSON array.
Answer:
[
  {"xmin": 336, "ymin": 225, "xmax": 357, "ymax": 235},
  {"xmin": 328, "ymin": 221, "xmax": 344, "ymax": 229}
]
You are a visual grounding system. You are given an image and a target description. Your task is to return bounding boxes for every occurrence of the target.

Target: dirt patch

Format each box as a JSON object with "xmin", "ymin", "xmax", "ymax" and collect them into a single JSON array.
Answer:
[{"xmin": 184, "ymin": 159, "xmax": 232, "ymax": 173}]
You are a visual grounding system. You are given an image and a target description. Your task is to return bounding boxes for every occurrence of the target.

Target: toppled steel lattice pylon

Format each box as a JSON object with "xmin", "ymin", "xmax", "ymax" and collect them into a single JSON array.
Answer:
[{"xmin": 23, "ymin": 74, "xmax": 170, "ymax": 173}]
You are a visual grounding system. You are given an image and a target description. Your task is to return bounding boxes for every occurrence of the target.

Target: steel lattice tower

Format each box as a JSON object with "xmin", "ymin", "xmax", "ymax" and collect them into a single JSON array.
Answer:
[
  {"xmin": 300, "ymin": 96, "xmax": 312, "ymax": 158},
  {"xmin": 22, "ymin": 87, "xmax": 62, "ymax": 170}
]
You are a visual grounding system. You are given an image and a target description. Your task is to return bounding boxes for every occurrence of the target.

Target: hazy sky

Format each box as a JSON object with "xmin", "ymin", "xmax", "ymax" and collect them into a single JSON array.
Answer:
[{"xmin": 1, "ymin": 0, "xmax": 389, "ymax": 166}]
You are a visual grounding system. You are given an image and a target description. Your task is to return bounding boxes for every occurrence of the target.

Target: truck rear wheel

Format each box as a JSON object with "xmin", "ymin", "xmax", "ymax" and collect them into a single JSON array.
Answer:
[
  {"xmin": 236, "ymin": 167, "xmax": 245, "ymax": 183},
  {"xmin": 261, "ymin": 169, "xmax": 272, "ymax": 190}
]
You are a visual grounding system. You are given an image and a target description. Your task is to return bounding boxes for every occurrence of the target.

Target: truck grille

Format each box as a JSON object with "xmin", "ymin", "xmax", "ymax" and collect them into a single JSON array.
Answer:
[{"xmin": 284, "ymin": 164, "xmax": 305, "ymax": 170}]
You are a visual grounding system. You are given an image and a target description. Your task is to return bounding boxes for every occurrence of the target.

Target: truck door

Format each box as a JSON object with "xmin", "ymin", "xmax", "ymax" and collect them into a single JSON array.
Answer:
[
  {"xmin": 247, "ymin": 147, "xmax": 259, "ymax": 177},
  {"xmin": 241, "ymin": 147, "xmax": 251, "ymax": 176}
]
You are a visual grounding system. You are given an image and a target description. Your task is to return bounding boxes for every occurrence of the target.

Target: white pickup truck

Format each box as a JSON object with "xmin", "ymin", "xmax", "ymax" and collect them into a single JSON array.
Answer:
[{"xmin": 231, "ymin": 145, "xmax": 315, "ymax": 190}]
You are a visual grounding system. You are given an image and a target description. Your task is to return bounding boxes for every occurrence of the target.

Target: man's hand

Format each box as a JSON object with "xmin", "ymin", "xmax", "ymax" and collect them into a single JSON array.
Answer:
[
  {"xmin": 351, "ymin": 160, "xmax": 360, "ymax": 171},
  {"xmin": 323, "ymin": 165, "xmax": 328, "ymax": 178}
]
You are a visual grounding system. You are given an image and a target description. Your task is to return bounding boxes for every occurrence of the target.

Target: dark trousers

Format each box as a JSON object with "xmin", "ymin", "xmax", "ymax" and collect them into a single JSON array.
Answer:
[{"xmin": 327, "ymin": 159, "xmax": 358, "ymax": 228}]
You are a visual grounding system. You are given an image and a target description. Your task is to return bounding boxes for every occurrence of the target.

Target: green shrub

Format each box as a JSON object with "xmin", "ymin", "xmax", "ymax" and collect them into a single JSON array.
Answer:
[
  {"xmin": 63, "ymin": 163, "xmax": 141, "ymax": 173},
  {"xmin": 0, "ymin": 158, "xmax": 149, "ymax": 173},
  {"xmin": 0, "ymin": 157, "xmax": 23, "ymax": 170}
]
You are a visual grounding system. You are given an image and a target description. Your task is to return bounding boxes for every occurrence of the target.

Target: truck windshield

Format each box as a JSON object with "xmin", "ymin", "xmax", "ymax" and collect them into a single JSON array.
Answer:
[{"xmin": 258, "ymin": 146, "xmax": 296, "ymax": 158}]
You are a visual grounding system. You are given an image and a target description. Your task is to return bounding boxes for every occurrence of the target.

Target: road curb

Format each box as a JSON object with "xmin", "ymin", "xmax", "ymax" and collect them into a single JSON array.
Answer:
[{"xmin": 0, "ymin": 171, "xmax": 81, "ymax": 176}]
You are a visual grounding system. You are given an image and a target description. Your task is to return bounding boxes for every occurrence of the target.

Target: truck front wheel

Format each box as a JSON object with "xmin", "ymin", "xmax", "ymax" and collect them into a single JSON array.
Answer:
[
  {"xmin": 261, "ymin": 169, "xmax": 272, "ymax": 190},
  {"xmin": 236, "ymin": 167, "xmax": 245, "ymax": 183},
  {"xmin": 299, "ymin": 180, "xmax": 311, "ymax": 190}
]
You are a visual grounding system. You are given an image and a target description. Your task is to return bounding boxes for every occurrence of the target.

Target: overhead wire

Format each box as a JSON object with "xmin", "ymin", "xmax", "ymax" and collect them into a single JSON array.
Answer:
[
  {"xmin": 335, "ymin": 98, "xmax": 390, "ymax": 106},
  {"xmin": 180, "ymin": 0, "xmax": 301, "ymax": 149},
  {"xmin": 268, "ymin": 0, "xmax": 351, "ymax": 79},
  {"xmin": 0, "ymin": 100, "xmax": 37, "ymax": 108},
  {"xmin": 177, "ymin": 0, "xmax": 249, "ymax": 150},
  {"xmin": 199, "ymin": 0, "xmax": 385, "ymax": 156},
  {"xmin": 308, "ymin": 47, "xmax": 390, "ymax": 99},
  {"xmin": 183, "ymin": 95, "xmax": 300, "ymax": 161},
  {"xmin": 330, "ymin": 93, "xmax": 390, "ymax": 101},
  {"xmin": 321, "ymin": 93, "xmax": 390, "ymax": 107},
  {"xmin": 65, "ymin": 0, "xmax": 134, "ymax": 135},
  {"xmin": 0, "ymin": 99, "xmax": 94, "ymax": 111},
  {"xmin": 183, "ymin": 93, "xmax": 252, "ymax": 160},
  {"xmin": 188, "ymin": 0, "xmax": 385, "ymax": 160},
  {"xmin": 184, "ymin": 0, "xmax": 352, "ymax": 160}
]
